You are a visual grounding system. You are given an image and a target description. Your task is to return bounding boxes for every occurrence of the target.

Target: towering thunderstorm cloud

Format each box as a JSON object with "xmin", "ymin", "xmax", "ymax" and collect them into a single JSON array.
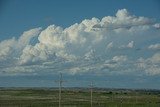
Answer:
[{"xmin": 0, "ymin": 9, "xmax": 160, "ymax": 76}]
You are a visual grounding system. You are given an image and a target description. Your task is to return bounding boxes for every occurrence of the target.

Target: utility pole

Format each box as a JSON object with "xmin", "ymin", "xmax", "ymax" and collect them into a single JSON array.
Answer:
[
  {"xmin": 120, "ymin": 91, "xmax": 123, "ymax": 107},
  {"xmin": 59, "ymin": 73, "xmax": 62, "ymax": 107},
  {"xmin": 89, "ymin": 82, "xmax": 94, "ymax": 107},
  {"xmin": 111, "ymin": 88, "xmax": 114, "ymax": 102},
  {"xmin": 55, "ymin": 73, "xmax": 65, "ymax": 107},
  {"xmin": 136, "ymin": 90, "xmax": 138, "ymax": 104}
]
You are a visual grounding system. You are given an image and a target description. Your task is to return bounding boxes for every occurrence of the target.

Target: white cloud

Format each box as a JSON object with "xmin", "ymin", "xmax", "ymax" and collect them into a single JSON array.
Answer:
[
  {"xmin": 107, "ymin": 42, "xmax": 113, "ymax": 49},
  {"xmin": 93, "ymin": 9, "xmax": 153, "ymax": 31},
  {"xmin": 0, "ymin": 27, "xmax": 42, "ymax": 62},
  {"xmin": 0, "ymin": 38, "xmax": 16, "ymax": 61},
  {"xmin": 149, "ymin": 52, "xmax": 160, "ymax": 63},
  {"xmin": 38, "ymin": 25, "xmax": 65, "ymax": 49},
  {"xmin": 82, "ymin": 17, "xmax": 100, "ymax": 31},
  {"xmin": 153, "ymin": 23, "xmax": 160, "ymax": 29},
  {"xmin": 0, "ymin": 9, "xmax": 160, "ymax": 76},
  {"xmin": 136, "ymin": 53, "xmax": 160, "ymax": 75},
  {"xmin": 148, "ymin": 43, "xmax": 160, "ymax": 50},
  {"xmin": 127, "ymin": 41, "xmax": 134, "ymax": 48},
  {"xmin": 101, "ymin": 55, "xmax": 133, "ymax": 75},
  {"xmin": 84, "ymin": 49, "xmax": 96, "ymax": 60},
  {"xmin": 116, "ymin": 9, "xmax": 130, "ymax": 19},
  {"xmin": 19, "ymin": 44, "xmax": 48, "ymax": 65},
  {"xmin": 120, "ymin": 41, "xmax": 134, "ymax": 49},
  {"xmin": 112, "ymin": 55, "xmax": 127, "ymax": 62},
  {"xmin": 17, "ymin": 27, "xmax": 41, "ymax": 49}
]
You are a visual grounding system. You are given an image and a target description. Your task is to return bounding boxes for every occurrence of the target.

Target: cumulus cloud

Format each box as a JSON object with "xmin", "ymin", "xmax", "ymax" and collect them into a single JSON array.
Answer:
[
  {"xmin": 153, "ymin": 23, "xmax": 160, "ymax": 29},
  {"xmin": 17, "ymin": 27, "xmax": 42, "ymax": 48},
  {"xmin": 0, "ymin": 38, "xmax": 16, "ymax": 61},
  {"xmin": 100, "ymin": 55, "xmax": 135, "ymax": 75},
  {"xmin": 149, "ymin": 52, "xmax": 160, "ymax": 63},
  {"xmin": 148, "ymin": 43, "xmax": 160, "ymax": 50},
  {"xmin": 93, "ymin": 9, "xmax": 153, "ymax": 31},
  {"xmin": 0, "ymin": 9, "xmax": 160, "ymax": 76},
  {"xmin": 105, "ymin": 56, "xmax": 126, "ymax": 68},
  {"xmin": 19, "ymin": 44, "xmax": 48, "ymax": 65},
  {"xmin": 38, "ymin": 25, "xmax": 65, "ymax": 49},
  {"xmin": 136, "ymin": 53, "xmax": 160, "ymax": 75},
  {"xmin": 112, "ymin": 55, "xmax": 127, "ymax": 62},
  {"xmin": 0, "ymin": 28, "xmax": 41, "ymax": 62},
  {"xmin": 107, "ymin": 42, "xmax": 113, "ymax": 49},
  {"xmin": 84, "ymin": 49, "xmax": 96, "ymax": 60},
  {"xmin": 127, "ymin": 41, "xmax": 134, "ymax": 48},
  {"xmin": 119, "ymin": 41, "xmax": 134, "ymax": 49}
]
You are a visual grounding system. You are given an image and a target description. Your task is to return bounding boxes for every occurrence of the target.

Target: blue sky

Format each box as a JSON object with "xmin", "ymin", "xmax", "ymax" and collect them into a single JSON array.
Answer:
[
  {"xmin": 1, "ymin": 0, "xmax": 160, "ymax": 40},
  {"xmin": 0, "ymin": 0, "xmax": 160, "ymax": 89}
]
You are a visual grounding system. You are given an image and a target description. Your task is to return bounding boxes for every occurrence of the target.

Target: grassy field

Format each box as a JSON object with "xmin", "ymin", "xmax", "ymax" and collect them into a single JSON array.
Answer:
[{"xmin": 0, "ymin": 88, "xmax": 160, "ymax": 107}]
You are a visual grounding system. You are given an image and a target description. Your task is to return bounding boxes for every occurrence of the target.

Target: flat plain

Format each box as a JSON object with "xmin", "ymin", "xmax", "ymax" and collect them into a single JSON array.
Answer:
[{"xmin": 0, "ymin": 88, "xmax": 160, "ymax": 107}]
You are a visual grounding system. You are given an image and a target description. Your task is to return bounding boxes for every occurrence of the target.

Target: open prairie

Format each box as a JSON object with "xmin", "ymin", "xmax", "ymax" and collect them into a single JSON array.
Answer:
[{"xmin": 0, "ymin": 88, "xmax": 159, "ymax": 107}]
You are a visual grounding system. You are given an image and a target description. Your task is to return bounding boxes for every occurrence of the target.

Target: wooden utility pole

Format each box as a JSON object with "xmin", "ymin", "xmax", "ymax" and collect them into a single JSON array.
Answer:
[
  {"xmin": 59, "ymin": 73, "xmax": 62, "ymax": 107},
  {"xmin": 90, "ymin": 82, "xmax": 94, "ymax": 107},
  {"xmin": 55, "ymin": 73, "xmax": 65, "ymax": 107}
]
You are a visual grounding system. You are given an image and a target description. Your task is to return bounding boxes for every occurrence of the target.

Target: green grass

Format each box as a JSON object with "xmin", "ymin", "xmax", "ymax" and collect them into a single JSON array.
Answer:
[{"xmin": 0, "ymin": 88, "xmax": 160, "ymax": 107}]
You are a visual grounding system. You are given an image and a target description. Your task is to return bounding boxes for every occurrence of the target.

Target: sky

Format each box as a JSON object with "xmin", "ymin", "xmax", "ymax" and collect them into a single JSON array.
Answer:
[{"xmin": 0, "ymin": 0, "xmax": 160, "ymax": 89}]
